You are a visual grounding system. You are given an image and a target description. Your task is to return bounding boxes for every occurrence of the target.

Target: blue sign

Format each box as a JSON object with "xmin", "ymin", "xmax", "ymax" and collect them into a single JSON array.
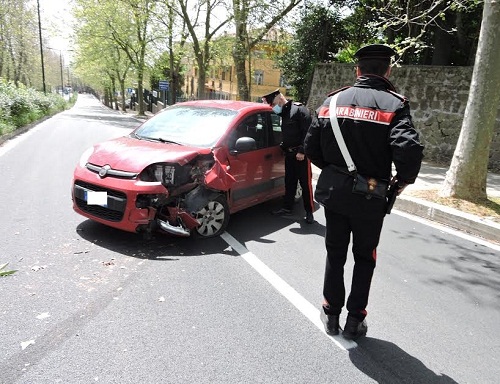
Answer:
[{"xmin": 159, "ymin": 80, "xmax": 169, "ymax": 91}]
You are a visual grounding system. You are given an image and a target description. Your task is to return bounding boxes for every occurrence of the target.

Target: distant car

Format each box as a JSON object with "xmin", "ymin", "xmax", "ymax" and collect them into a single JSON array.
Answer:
[{"xmin": 72, "ymin": 100, "xmax": 289, "ymax": 238}]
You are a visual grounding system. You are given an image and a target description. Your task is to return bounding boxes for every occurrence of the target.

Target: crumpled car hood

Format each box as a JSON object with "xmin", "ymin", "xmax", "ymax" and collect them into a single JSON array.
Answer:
[{"xmin": 88, "ymin": 136, "xmax": 212, "ymax": 172}]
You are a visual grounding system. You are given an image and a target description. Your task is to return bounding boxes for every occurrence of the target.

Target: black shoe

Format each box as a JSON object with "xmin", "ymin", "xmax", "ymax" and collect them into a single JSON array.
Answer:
[
  {"xmin": 320, "ymin": 308, "xmax": 340, "ymax": 336},
  {"xmin": 342, "ymin": 315, "xmax": 368, "ymax": 340},
  {"xmin": 305, "ymin": 212, "xmax": 314, "ymax": 224},
  {"xmin": 271, "ymin": 207, "xmax": 292, "ymax": 215}
]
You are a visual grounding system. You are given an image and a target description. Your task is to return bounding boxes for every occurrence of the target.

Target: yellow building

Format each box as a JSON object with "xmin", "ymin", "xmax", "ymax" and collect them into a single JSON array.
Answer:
[{"xmin": 183, "ymin": 29, "xmax": 291, "ymax": 102}]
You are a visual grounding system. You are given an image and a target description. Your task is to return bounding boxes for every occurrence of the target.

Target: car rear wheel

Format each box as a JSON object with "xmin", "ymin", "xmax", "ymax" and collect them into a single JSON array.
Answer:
[{"xmin": 194, "ymin": 195, "xmax": 229, "ymax": 238}]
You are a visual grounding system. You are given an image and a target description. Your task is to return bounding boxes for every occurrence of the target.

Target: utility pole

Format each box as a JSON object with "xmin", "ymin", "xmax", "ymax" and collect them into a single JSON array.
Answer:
[
  {"xmin": 37, "ymin": 0, "xmax": 46, "ymax": 94},
  {"xmin": 59, "ymin": 51, "xmax": 64, "ymax": 93},
  {"xmin": 48, "ymin": 47, "xmax": 65, "ymax": 94}
]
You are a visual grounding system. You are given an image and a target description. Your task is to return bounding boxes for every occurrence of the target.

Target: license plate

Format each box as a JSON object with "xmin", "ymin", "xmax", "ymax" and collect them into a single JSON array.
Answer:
[{"xmin": 85, "ymin": 191, "xmax": 108, "ymax": 207}]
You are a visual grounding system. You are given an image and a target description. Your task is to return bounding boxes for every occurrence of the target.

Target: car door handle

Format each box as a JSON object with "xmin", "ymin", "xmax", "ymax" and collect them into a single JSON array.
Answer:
[{"xmin": 264, "ymin": 154, "xmax": 273, "ymax": 160}]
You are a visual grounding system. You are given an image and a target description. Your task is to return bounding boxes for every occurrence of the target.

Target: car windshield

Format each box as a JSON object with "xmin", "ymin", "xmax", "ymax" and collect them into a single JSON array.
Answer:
[{"xmin": 134, "ymin": 105, "xmax": 238, "ymax": 147}]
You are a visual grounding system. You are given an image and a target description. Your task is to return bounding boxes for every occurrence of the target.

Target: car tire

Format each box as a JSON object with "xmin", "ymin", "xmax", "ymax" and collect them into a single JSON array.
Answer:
[{"xmin": 193, "ymin": 194, "xmax": 230, "ymax": 238}]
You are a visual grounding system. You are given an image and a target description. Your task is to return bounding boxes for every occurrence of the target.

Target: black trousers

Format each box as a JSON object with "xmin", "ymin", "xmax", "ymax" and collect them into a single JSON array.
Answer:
[
  {"xmin": 283, "ymin": 153, "xmax": 314, "ymax": 213},
  {"xmin": 323, "ymin": 208, "xmax": 384, "ymax": 320}
]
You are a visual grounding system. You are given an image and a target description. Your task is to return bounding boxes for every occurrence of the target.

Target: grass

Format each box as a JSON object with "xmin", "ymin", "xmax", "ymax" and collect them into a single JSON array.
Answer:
[
  {"xmin": 0, "ymin": 263, "xmax": 17, "ymax": 277},
  {"xmin": 406, "ymin": 189, "xmax": 500, "ymax": 223}
]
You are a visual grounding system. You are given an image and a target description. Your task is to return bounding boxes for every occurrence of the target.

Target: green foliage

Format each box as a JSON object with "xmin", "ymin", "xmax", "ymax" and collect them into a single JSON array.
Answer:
[
  {"xmin": 0, "ymin": 263, "xmax": 17, "ymax": 277},
  {"xmin": 277, "ymin": 4, "xmax": 350, "ymax": 103},
  {"xmin": 0, "ymin": 78, "xmax": 66, "ymax": 136}
]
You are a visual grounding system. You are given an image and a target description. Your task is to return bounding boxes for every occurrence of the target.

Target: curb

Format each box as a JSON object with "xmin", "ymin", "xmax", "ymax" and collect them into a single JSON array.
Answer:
[
  {"xmin": 395, "ymin": 196, "xmax": 500, "ymax": 243},
  {"xmin": 0, "ymin": 115, "xmax": 54, "ymax": 146},
  {"xmin": 311, "ymin": 166, "xmax": 500, "ymax": 244}
]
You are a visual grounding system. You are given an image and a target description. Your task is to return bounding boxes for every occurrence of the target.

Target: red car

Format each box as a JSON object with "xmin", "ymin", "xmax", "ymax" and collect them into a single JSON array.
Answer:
[{"xmin": 72, "ymin": 100, "xmax": 291, "ymax": 238}]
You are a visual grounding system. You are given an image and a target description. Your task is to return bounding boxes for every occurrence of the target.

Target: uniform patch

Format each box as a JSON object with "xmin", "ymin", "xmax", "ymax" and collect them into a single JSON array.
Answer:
[{"xmin": 318, "ymin": 105, "xmax": 395, "ymax": 125}]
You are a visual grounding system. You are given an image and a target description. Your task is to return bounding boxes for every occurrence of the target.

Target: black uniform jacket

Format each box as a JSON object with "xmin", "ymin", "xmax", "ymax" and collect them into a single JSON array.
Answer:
[
  {"xmin": 304, "ymin": 75, "xmax": 424, "ymax": 184},
  {"xmin": 280, "ymin": 100, "xmax": 312, "ymax": 154}
]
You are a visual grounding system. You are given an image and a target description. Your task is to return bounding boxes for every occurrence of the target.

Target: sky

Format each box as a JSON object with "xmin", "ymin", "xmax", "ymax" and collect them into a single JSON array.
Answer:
[{"xmin": 36, "ymin": 0, "xmax": 75, "ymax": 58}]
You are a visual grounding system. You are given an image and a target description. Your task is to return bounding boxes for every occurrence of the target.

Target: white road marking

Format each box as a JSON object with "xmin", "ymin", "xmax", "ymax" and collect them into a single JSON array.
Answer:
[
  {"xmin": 221, "ymin": 232, "xmax": 357, "ymax": 351},
  {"xmin": 393, "ymin": 209, "xmax": 500, "ymax": 251}
]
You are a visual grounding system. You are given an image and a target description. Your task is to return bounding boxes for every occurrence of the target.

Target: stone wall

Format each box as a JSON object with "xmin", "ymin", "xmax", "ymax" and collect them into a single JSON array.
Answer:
[{"xmin": 307, "ymin": 63, "xmax": 500, "ymax": 172}]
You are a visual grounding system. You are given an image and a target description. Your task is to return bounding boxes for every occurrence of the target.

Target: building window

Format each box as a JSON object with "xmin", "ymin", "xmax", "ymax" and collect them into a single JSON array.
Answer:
[
  {"xmin": 254, "ymin": 70, "xmax": 264, "ymax": 85},
  {"xmin": 279, "ymin": 74, "xmax": 289, "ymax": 88}
]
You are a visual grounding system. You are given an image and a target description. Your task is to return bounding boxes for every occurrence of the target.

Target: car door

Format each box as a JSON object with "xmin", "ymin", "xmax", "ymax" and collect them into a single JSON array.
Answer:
[{"xmin": 226, "ymin": 112, "xmax": 285, "ymax": 212}]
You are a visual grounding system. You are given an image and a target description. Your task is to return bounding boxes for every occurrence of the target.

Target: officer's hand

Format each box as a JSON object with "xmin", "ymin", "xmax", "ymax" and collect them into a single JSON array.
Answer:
[
  {"xmin": 390, "ymin": 175, "xmax": 408, "ymax": 195},
  {"xmin": 296, "ymin": 153, "xmax": 305, "ymax": 161}
]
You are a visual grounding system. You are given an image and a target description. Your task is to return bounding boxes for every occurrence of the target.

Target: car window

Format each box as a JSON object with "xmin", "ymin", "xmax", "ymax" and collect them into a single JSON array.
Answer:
[
  {"xmin": 134, "ymin": 106, "xmax": 238, "ymax": 148},
  {"xmin": 270, "ymin": 113, "xmax": 282, "ymax": 146},
  {"xmin": 229, "ymin": 113, "xmax": 270, "ymax": 150}
]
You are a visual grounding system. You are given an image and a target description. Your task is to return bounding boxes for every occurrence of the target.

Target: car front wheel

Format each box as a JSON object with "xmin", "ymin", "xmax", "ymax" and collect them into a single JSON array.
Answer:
[{"xmin": 194, "ymin": 195, "xmax": 230, "ymax": 238}]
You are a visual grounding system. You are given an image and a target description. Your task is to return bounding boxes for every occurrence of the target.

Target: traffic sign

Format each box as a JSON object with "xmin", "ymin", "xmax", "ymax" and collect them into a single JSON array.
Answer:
[{"xmin": 159, "ymin": 80, "xmax": 169, "ymax": 91}]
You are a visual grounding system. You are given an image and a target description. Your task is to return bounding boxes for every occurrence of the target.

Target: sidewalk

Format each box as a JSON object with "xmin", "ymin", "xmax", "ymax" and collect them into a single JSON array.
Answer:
[{"xmin": 311, "ymin": 163, "xmax": 500, "ymax": 244}]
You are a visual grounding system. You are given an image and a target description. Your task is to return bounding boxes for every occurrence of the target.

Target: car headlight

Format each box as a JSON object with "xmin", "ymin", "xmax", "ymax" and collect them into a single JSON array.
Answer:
[
  {"xmin": 79, "ymin": 147, "xmax": 95, "ymax": 167},
  {"xmin": 139, "ymin": 163, "xmax": 179, "ymax": 185},
  {"xmin": 153, "ymin": 164, "xmax": 176, "ymax": 184}
]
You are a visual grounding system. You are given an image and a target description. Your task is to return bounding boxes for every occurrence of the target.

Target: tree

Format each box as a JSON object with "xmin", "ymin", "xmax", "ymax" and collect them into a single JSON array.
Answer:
[
  {"xmin": 231, "ymin": 0, "xmax": 302, "ymax": 101},
  {"xmin": 277, "ymin": 3, "xmax": 348, "ymax": 102},
  {"xmin": 0, "ymin": 0, "xmax": 40, "ymax": 88},
  {"xmin": 74, "ymin": 0, "xmax": 163, "ymax": 115},
  {"xmin": 150, "ymin": 1, "xmax": 189, "ymax": 105},
  {"xmin": 175, "ymin": 0, "xmax": 231, "ymax": 99},
  {"xmin": 439, "ymin": 1, "xmax": 500, "ymax": 200},
  {"xmin": 336, "ymin": 0, "xmax": 482, "ymax": 65}
]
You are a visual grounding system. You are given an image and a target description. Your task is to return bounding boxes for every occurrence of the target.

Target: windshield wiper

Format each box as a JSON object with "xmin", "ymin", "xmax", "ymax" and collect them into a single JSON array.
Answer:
[{"xmin": 157, "ymin": 137, "xmax": 181, "ymax": 145}]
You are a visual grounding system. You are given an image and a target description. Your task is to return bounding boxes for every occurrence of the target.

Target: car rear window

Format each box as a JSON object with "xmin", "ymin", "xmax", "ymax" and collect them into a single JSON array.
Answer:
[{"xmin": 134, "ymin": 106, "xmax": 238, "ymax": 147}]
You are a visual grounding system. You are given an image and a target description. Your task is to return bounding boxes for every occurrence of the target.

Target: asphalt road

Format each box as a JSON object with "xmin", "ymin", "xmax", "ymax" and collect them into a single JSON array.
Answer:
[{"xmin": 1, "ymin": 95, "xmax": 499, "ymax": 384}]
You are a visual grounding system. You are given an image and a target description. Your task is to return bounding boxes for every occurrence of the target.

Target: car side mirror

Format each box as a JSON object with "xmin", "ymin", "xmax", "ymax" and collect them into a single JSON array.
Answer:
[{"xmin": 230, "ymin": 137, "xmax": 256, "ymax": 155}]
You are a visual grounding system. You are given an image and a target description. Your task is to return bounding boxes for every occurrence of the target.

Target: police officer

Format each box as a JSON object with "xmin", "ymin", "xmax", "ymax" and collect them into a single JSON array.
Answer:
[
  {"xmin": 304, "ymin": 44, "xmax": 424, "ymax": 339},
  {"xmin": 262, "ymin": 89, "xmax": 315, "ymax": 224}
]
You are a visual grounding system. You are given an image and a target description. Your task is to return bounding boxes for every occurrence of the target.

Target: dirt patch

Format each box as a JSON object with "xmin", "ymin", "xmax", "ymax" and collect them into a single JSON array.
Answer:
[{"xmin": 406, "ymin": 189, "xmax": 500, "ymax": 223}]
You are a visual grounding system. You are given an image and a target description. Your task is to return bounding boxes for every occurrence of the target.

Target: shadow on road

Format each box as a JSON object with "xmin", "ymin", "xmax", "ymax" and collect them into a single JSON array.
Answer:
[
  {"xmin": 227, "ymin": 199, "xmax": 326, "ymax": 244},
  {"xmin": 349, "ymin": 337, "xmax": 458, "ymax": 383},
  {"xmin": 74, "ymin": 199, "xmax": 324, "ymax": 259},
  {"xmin": 75, "ymin": 219, "xmax": 236, "ymax": 259}
]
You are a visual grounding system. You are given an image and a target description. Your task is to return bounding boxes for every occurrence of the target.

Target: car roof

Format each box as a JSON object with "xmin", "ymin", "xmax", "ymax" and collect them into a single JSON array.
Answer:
[{"xmin": 173, "ymin": 99, "xmax": 271, "ymax": 113}]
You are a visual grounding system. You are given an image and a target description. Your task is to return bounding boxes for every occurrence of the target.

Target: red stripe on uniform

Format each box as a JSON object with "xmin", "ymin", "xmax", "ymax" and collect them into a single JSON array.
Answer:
[
  {"xmin": 318, "ymin": 106, "xmax": 330, "ymax": 118},
  {"xmin": 306, "ymin": 159, "xmax": 314, "ymax": 211}
]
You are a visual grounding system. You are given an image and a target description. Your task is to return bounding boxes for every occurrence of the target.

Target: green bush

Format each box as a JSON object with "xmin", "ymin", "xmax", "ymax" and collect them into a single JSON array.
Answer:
[{"xmin": 0, "ymin": 78, "xmax": 67, "ymax": 135}]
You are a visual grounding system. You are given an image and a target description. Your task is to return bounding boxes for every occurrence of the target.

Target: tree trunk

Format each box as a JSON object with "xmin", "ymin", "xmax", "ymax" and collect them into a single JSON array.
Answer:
[
  {"xmin": 196, "ymin": 57, "xmax": 206, "ymax": 99},
  {"xmin": 440, "ymin": 1, "xmax": 500, "ymax": 200},
  {"xmin": 137, "ymin": 68, "xmax": 145, "ymax": 115},
  {"xmin": 233, "ymin": 40, "xmax": 249, "ymax": 101}
]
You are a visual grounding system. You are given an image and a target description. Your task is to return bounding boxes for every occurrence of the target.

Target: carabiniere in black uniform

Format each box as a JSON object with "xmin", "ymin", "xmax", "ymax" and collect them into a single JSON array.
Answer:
[
  {"xmin": 277, "ymin": 99, "xmax": 315, "ymax": 217},
  {"xmin": 305, "ymin": 51, "xmax": 424, "ymax": 339}
]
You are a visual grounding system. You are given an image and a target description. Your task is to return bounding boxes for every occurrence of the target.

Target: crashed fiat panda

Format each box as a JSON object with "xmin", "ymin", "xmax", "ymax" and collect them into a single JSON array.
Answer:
[{"xmin": 72, "ymin": 100, "xmax": 288, "ymax": 238}]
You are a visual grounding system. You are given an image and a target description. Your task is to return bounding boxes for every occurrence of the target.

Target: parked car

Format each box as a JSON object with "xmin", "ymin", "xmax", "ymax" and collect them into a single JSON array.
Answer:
[{"xmin": 72, "ymin": 100, "xmax": 289, "ymax": 238}]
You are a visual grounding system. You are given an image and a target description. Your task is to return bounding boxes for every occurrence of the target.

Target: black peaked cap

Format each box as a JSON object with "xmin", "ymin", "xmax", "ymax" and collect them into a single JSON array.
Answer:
[
  {"xmin": 262, "ymin": 89, "xmax": 280, "ymax": 105},
  {"xmin": 354, "ymin": 44, "xmax": 397, "ymax": 61}
]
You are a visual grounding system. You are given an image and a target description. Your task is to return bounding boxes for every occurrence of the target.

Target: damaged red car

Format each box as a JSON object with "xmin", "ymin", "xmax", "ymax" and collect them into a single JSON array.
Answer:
[{"xmin": 72, "ymin": 100, "xmax": 288, "ymax": 238}]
